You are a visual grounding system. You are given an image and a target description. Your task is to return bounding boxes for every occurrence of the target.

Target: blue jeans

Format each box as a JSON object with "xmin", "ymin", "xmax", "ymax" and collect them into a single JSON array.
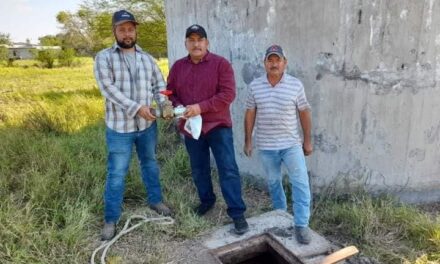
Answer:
[
  {"xmin": 104, "ymin": 122, "xmax": 162, "ymax": 223},
  {"xmin": 184, "ymin": 127, "xmax": 246, "ymax": 219},
  {"xmin": 259, "ymin": 146, "xmax": 311, "ymax": 227}
]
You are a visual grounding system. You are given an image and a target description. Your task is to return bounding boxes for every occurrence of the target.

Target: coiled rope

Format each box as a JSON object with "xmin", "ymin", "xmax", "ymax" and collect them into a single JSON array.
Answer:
[{"xmin": 91, "ymin": 215, "xmax": 175, "ymax": 264}]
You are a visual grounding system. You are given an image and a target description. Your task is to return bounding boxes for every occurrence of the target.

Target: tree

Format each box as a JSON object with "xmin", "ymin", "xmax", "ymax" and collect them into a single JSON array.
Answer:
[
  {"xmin": 56, "ymin": 0, "xmax": 167, "ymax": 57},
  {"xmin": 39, "ymin": 35, "xmax": 62, "ymax": 46},
  {"xmin": 85, "ymin": 11, "xmax": 113, "ymax": 54},
  {"xmin": 56, "ymin": 10, "xmax": 95, "ymax": 55},
  {"xmin": 0, "ymin": 33, "xmax": 12, "ymax": 66},
  {"xmin": 0, "ymin": 46, "xmax": 8, "ymax": 63},
  {"xmin": 0, "ymin": 32, "xmax": 11, "ymax": 45}
]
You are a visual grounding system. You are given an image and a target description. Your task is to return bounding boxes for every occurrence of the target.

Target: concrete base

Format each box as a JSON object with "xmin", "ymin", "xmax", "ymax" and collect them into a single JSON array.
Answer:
[{"xmin": 202, "ymin": 210, "xmax": 340, "ymax": 264}]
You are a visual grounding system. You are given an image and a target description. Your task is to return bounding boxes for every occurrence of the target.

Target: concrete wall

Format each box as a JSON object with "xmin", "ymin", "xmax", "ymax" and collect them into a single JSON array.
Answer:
[{"xmin": 165, "ymin": 0, "xmax": 440, "ymax": 203}]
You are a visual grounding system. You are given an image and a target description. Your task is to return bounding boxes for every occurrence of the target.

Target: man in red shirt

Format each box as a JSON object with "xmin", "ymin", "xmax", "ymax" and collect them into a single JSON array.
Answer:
[{"xmin": 167, "ymin": 24, "xmax": 248, "ymax": 234}]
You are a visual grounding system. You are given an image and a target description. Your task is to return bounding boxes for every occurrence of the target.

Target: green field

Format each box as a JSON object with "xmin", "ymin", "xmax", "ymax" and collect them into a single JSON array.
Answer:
[{"xmin": 0, "ymin": 59, "xmax": 439, "ymax": 263}]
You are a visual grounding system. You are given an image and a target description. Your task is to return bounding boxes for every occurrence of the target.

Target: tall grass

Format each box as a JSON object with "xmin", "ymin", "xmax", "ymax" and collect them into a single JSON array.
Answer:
[
  {"xmin": 311, "ymin": 192, "xmax": 440, "ymax": 263},
  {"xmin": 0, "ymin": 59, "xmax": 104, "ymax": 263}
]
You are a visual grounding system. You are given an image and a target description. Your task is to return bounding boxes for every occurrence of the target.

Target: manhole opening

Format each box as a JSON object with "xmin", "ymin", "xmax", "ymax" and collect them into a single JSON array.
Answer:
[{"xmin": 211, "ymin": 233, "xmax": 304, "ymax": 264}]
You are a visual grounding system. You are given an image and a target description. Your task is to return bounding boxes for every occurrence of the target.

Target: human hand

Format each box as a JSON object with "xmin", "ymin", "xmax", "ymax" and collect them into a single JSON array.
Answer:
[
  {"xmin": 303, "ymin": 141, "xmax": 313, "ymax": 156},
  {"xmin": 244, "ymin": 141, "xmax": 252, "ymax": 157},
  {"xmin": 137, "ymin": 105, "xmax": 156, "ymax": 121},
  {"xmin": 183, "ymin": 104, "xmax": 201, "ymax": 118}
]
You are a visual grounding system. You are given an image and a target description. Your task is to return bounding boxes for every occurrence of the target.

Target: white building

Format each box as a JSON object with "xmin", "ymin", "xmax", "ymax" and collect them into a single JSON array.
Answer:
[{"xmin": 2, "ymin": 42, "xmax": 61, "ymax": 59}]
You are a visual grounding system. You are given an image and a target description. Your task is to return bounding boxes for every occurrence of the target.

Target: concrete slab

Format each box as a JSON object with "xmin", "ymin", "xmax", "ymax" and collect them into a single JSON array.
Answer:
[{"xmin": 203, "ymin": 210, "xmax": 335, "ymax": 263}]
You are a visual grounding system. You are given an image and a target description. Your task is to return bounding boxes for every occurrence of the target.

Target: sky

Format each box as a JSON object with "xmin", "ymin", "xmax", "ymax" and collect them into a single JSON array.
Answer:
[{"xmin": 0, "ymin": 0, "xmax": 83, "ymax": 43}]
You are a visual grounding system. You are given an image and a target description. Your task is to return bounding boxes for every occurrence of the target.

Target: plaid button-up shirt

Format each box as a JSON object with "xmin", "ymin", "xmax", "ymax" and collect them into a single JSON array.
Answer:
[{"xmin": 94, "ymin": 44, "xmax": 166, "ymax": 133}]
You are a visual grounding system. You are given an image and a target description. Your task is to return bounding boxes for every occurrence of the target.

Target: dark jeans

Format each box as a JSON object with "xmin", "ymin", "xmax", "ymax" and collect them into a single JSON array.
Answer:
[
  {"xmin": 104, "ymin": 122, "xmax": 162, "ymax": 223},
  {"xmin": 184, "ymin": 127, "xmax": 246, "ymax": 219}
]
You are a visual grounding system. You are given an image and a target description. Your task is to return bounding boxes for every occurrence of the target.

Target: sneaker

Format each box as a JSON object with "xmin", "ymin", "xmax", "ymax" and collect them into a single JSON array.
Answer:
[
  {"xmin": 150, "ymin": 202, "xmax": 172, "ymax": 216},
  {"xmin": 233, "ymin": 217, "xmax": 249, "ymax": 235},
  {"xmin": 194, "ymin": 203, "xmax": 214, "ymax": 216},
  {"xmin": 101, "ymin": 222, "xmax": 116, "ymax": 241},
  {"xmin": 295, "ymin": 226, "xmax": 311, "ymax": 244}
]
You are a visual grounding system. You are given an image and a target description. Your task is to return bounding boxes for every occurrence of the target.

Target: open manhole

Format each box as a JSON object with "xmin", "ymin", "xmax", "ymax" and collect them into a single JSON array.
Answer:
[{"xmin": 210, "ymin": 233, "xmax": 304, "ymax": 264}]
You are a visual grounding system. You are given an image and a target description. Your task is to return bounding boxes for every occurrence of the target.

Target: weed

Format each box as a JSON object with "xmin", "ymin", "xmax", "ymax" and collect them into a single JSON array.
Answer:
[{"xmin": 311, "ymin": 192, "xmax": 440, "ymax": 263}]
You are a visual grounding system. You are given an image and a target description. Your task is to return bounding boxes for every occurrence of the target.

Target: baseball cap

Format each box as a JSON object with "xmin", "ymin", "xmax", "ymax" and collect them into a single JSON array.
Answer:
[
  {"xmin": 265, "ymin": 44, "xmax": 285, "ymax": 60},
  {"xmin": 185, "ymin": 24, "xmax": 207, "ymax": 39},
  {"xmin": 112, "ymin": 10, "xmax": 139, "ymax": 26}
]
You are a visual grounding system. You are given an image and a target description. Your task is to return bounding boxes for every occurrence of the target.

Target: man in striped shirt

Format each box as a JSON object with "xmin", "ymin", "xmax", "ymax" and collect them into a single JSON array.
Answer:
[
  {"xmin": 244, "ymin": 45, "xmax": 313, "ymax": 244},
  {"xmin": 94, "ymin": 10, "xmax": 171, "ymax": 240}
]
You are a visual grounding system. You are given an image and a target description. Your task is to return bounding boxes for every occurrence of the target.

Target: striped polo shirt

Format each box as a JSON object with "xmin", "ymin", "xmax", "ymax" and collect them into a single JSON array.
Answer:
[
  {"xmin": 94, "ymin": 43, "xmax": 166, "ymax": 133},
  {"xmin": 246, "ymin": 73, "xmax": 311, "ymax": 150}
]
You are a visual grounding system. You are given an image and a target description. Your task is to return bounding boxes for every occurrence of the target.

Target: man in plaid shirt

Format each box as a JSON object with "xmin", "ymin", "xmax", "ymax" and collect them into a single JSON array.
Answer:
[{"xmin": 94, "ymin": 10, "xmax": 171, "ymax": 240}]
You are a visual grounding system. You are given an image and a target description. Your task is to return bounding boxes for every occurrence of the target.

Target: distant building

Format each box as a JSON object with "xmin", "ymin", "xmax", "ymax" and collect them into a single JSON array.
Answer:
[{"xmin": 1, "ymin": 42, "xmax": 61, "ymax": 60}]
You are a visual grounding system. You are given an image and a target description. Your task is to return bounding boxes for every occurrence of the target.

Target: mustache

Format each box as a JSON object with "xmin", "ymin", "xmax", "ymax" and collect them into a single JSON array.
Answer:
[
  {"xmin": 270, "ymin": 67, "xmax": 279, "ymax": 70},
  {"xmin": 116, "ymin": 38, "xmax": 136, "ymax": 49}
]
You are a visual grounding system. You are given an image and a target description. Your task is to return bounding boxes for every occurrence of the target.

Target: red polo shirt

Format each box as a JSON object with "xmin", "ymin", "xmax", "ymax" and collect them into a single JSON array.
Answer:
[{"xmin": 167, "ymin": 51, "xmax": 236, "ymax": 136}]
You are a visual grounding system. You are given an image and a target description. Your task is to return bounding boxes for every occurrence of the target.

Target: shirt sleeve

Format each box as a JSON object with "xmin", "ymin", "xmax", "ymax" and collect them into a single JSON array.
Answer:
[
  {"xmin": 166, "ymin": 62, "xmax": 183, "ymax": 107},
  {"xmin": 296, "ymin": 81, "xmax": 311, "ymax": 111},
  {"xmin": 94, "ymin": 51, "xmax": 141, "ymax": 118},
  {"xmin": 149, "ymin": 56, "xmax": 166, "ymax": 106},
  {"xmin": 198, "ymin": 58, "xmax": 236, "ymax": 113},
  {"xmin": 245, "ymin": 85, "xmax": 256, "ymax": 109}
]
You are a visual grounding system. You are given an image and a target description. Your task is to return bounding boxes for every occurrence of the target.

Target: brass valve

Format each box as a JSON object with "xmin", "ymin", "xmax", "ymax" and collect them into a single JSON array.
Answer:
[
  {"xmin": 150, "ymin": 90, "xmax": 185, "ymax": 119},
  {"xmin": 160, "ymin": 99, "xmax": 174, "ymax": 119}
]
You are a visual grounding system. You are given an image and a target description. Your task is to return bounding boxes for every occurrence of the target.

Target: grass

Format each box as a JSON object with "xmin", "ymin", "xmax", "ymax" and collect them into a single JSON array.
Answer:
[
  {"xmin": 311, "ymin": 192, "xmax": 440, "ymax": 263},
  {"xmin": 0, "ymin": 58, "xmax": 439, "ymax": 263}
]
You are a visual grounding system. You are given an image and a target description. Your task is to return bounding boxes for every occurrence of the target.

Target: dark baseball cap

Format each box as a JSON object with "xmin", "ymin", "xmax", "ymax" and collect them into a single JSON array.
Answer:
[
  {"xmin": 185, "ymin": 24, "xmax": 207, "ymax": 39},
  {"xmin": 265, "ymin": 44, "xmax": 285, "ymax": 60},
  {"xmin": 112, "ymin": 10, "xmax": 139, "ymax": 26}
]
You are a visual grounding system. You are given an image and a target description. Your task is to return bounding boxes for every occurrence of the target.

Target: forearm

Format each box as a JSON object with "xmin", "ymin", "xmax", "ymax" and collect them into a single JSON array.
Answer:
[
  {"xmin": 299, "ymin": 109, "xmax": 312, "ymax": 143},
  {"xmin": 244, "ymin": 109, "xmax": 256, "ymax": 143}
]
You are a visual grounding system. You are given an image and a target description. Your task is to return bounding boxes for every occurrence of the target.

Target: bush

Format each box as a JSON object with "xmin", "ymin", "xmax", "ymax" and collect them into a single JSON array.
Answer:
[
  {"xmin": 58, "ymin": 48, "xmax": 76, "ymax": 67},
  {"xmin": 36, "ymin": 49, "xmax": 59, "ymax": 68},
  {"xmin": 0, "ymin": 46, "xmax": 8, "ymax": 63}
]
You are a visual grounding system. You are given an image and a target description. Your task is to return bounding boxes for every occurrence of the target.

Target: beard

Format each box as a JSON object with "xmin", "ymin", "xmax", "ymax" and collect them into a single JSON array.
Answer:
[{"xmin": 116, "ymin": 37, "xmax": 137, "ymax": 49}]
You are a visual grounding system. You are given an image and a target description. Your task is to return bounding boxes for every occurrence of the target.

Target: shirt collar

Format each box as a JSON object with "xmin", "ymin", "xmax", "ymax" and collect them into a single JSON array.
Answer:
[
  {"xmin": 265, "ymin": 72, "xmax": 286, "ymax": 86},
  {"xmin": 186, "ymin": 50, "xmax": 211, "ymax": 63}
]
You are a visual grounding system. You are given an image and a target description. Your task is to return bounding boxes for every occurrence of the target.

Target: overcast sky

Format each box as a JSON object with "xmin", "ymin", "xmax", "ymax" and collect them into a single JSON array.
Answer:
[{"xmin": 0, "ymin": 0, "xmax": 83, "ymax": 43}]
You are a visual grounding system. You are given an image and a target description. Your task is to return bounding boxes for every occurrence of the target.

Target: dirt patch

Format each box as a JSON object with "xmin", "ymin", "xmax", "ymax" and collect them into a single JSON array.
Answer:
[{"xmin": 88, "ymin": 179, "xmax": 273, "ymax": 264}]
